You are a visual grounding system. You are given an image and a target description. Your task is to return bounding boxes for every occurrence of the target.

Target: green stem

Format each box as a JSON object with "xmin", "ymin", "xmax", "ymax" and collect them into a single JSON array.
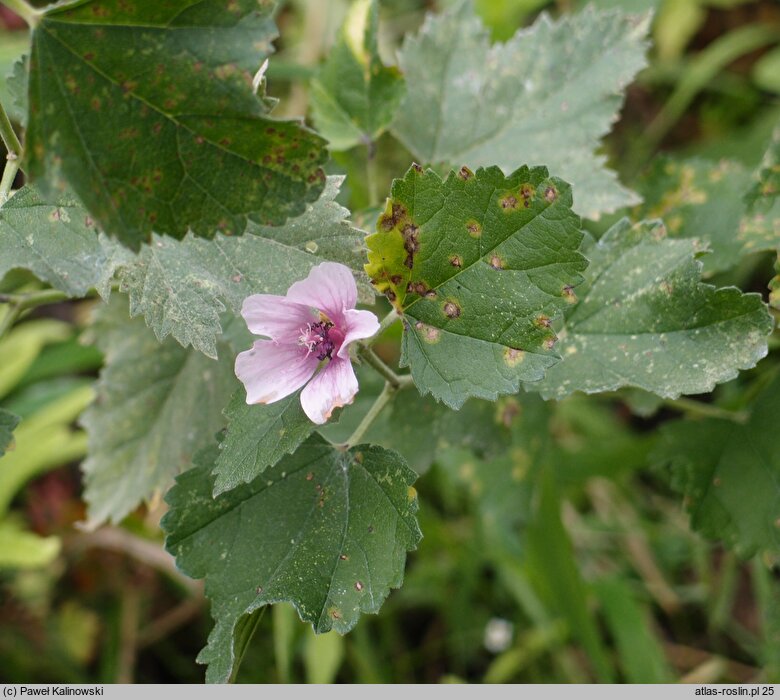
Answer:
[
  {"xmin": 0, "ymin": 100, "xmax": 22, "ymax": 204},
  {"xmin": 663, "ymin": 397, "xmax": 749, "ymax": 424},
  {"xmin": 0, "ymin": 0, "xmax": 40, "ymax": 26},
  {"xmin": 365, "ymin": 139, "xmax": 379, "ymax": 208},
  {"xmin": 635, "ymin": 24, "xmax": 780, "ymax": 163},
  {"xmin": 358, "ymin": 345, "xmax": 411, "ymax": 390},
  {"xmin": 0, "ymin": 289, "xmax": 70, "ymax": 339},
  {"xmin": 345, "ymin": 381, "xmax": 395, "ymax": 448}
]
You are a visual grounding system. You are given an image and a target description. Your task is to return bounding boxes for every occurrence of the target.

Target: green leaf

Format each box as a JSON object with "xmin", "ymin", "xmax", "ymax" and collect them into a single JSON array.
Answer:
[
  {"xmin": 24, "ymin": 0, "xmax": 328, "ymax": 249},
  {"xmin": 632, "ymin": 157, "xmax": 780, "ymax": 275},
  {"xmin": 117, "ymin": 176, "xmax": 371, "ymax": 358},
  {"xmin": 655, "ymin": 374, "xmax": 780, "ymax": 561},
  {"xmin": 0, "ymin": 186, "xmax": 128, "ymax": 298},
  {"xmin": 366, "ymin": 164, "xmax": 586, "ymax": 408},
  {"xmin": 0, "ymin": 518, "xmax": 61, "ymax": 570},
  {"xmin": 80, "ymin": 296, "xmax": 237, "ymax": 526},
  {"xmin": 770, "ymin": 254, "xmax": 780, "ymax": 310},
  {"xmin": 634, "ymin": 157, "xmax": 760, "ymax": 274},
  {"xmin": 163, "ymin": 435, "xmax": 421, "ymax": 684},
  {"xmin": 211, "ymin": 390, "xmax": 314, "ymax": 496},
  {"xmin": 0, "ymin": 37, "xmax": 28, "ymax": 126},
  {"xmin": 533, "ymin": 219, "xmax": 773, "ymax": 399},
  {"xmin": 318, "ymin": 367, "xmax": 514, "ymax": 474},
  {"xmin": 592, "ymin": 578, "xmax": 672, "ymax": 683},
  {"xmin": 0, "ymin": 409, "xmax": 20, "ymax": 458},
  {"xmin": 309, "ymin": 0, "xmax": 404, "ymax": 151},
  {"xmin": 392, "ymin": 3, "xmax": 650, "ymax": 219},
  {"xmin": 742, "ymin": 125, "xmax": 780, "ymax": 255}
]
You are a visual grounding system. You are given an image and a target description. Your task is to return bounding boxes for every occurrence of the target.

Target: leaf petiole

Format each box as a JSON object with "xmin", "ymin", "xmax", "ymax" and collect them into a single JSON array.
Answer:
[
  {"xmin": 662, "ymin": 397, "xmax": 749, "ymax": 424},
  {"xmin": 0, "ymin": 289, "xmax": 70, "ymax": 338},
  {"xmin": 0, "ymin": 0, "xmax": 40, "ymax": 27},
  {"xmin": 0, "ymin": 100, "xmax": 23, "ymax": 204},
  {"xmin": 343, "ymin": 381, "xmax": 395, "ymax": 449}
]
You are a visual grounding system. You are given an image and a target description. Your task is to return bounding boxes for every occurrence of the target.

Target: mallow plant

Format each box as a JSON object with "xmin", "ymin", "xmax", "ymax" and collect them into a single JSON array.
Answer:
[{"xmin": 0, "ymin": 0, "xmax": 778, "ymax": 683}]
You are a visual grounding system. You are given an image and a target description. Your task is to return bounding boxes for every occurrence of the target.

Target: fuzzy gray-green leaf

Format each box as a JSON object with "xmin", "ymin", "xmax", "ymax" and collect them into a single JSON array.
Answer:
[
  {"xmin": 117, "ymin": 176, "xmax": 371, "ymax": 358},
  {"xmin": 533, "ymin": 219, "xmax": 773, "ymax": 399},
  {"xmin": 392, "ymin": 3, "xmax": 649, "ymax": 219},
  {"xmin": 0, "ymin": 186, "xmax": 128, "ymax": 298},
  {"xmin": 80, "ymin": 296, "xmax": 237, "ymax": 526}
]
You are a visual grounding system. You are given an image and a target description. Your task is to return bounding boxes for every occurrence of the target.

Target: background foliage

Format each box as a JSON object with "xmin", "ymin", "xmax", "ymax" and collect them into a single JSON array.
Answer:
[{"xmin": 1, "ymin": 0, "xmax": 780, "ymax": 685}]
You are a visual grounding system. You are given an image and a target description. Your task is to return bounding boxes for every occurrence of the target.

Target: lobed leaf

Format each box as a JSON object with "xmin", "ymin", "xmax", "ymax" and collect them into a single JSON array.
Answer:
[
  {"xmin": 163, "ymin": 436, "xmax": 421, "ymax": 683},
  {"xmin": 24, "ymin": 0, "xmax": 328, "ymax": 249},
  {"xmin": 0, "ymin": 186, "xmax": 128, "ymax": 298},
  {"xmin": 117, "ymin": 176, "xmax": 371, "ymax": 358},
  {"xmin": 532, "ymin": 219, "xmax": 773, "ymax": 399},
  {"xmin": 366, "ymin": 164, "xmax": 586, "ymax": 408},
  {"xmin": 392, "ymin": 2, "xmax": 650, "ymax": 219},
  {"xmin": 309, "ymin": 0, "xmax": 405, "ymax": 151},
  {"xmin": 655, "ymin": 374, "xmax": 780, "ymax": 560},
  {"xmin": 80, "ymin": 296, "xmax": 237, "ymax": 526},
  {"xmin": 634, "ymin": 157, "xmax": 761, "ymax": 274}
]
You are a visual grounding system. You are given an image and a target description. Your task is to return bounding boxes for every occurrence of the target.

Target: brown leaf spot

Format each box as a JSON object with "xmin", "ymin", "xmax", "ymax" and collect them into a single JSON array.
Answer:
[
  {"xmin": 489, "ymin": 255, "xmax": 504, "ymax": 270},
  {"xmin": 503, "ymin": 348, "xmax": 525, "ymax": 367},
  {"xmin": 534, "ymin": 315, "xmax": 552, "ymax": 329},
  {"xmin": 355, "ymin": 581, "xmax": 364, "ymax": 592},
  {"xmin": 562, "ymin": 285, "xmax": 577, "ymax": 304},
  {"xmin": 450, "ymin": 255, "xmax": 462, "ymax": 268},
  {"xmin": 500, "ymin": 194, "xmax": 518, "ymax": 211},
  {"xmin": 466, "ymin": 220, "xmax": 482, "ymax": 238},
  {"xmin": 544, "ymin": 185, "xmax": 558, "ymax": 202},
  {"xmin": 415, "ymin": 321, "xmax": 441, "ymax": 344},
  {"xmin": 458, "ymin": 165, "xmax": 474, "ymax": 180},
  {"xmin": 443, "ymin": 301, "xmax": 461, "ymax": 319}
]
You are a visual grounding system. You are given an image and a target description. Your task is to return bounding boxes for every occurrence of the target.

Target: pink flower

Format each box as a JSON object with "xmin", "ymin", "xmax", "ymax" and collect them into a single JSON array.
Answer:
[{"xmin": 235, "ymin": 262, "xmax": 379, "ymax": 424}]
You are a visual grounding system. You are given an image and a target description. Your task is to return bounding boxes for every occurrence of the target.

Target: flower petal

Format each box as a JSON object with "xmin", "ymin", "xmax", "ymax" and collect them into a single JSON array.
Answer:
[
  {"xmin": 336, "ymin": 308, "xmax": 380, "ymax": 359},
  {"xmin": 235, "ymin": 340, "xmax": 318, "ymax": 405},
  {"xmin": 286, "ymin": 262, "xmax": 357, "ymax": 322},
  {"xmin": 300, "ymin": 357, "xmax": 359, "ymax": 424},
  {"xmin": 241, "ymin": 294, "xmax": 315, "ymax": 341}
]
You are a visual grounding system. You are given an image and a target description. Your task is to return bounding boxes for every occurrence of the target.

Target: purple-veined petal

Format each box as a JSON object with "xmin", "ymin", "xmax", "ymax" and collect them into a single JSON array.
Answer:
[
  {"xmin": 300, "ymin": 356, "xmax": 359, "ymax": 424},
  {"xmin": 336, "ymin": 308, "xmax": 380, "ymax": 359},
  {"xmin": 286, "ymin": 262, "xmax": 357, "ymax": 322},
  {"xmin": 235, "ymin": 340, "xmax": 319, "ymax": 405},
  {"xmin": 241, "ymin": 294, "xmax": 315, "ymax": 342}
]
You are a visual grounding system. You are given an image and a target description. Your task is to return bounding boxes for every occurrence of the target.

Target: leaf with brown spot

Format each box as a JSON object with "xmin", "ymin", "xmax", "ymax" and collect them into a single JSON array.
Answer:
[
  {"xmin": 366, "ymin": 164, "xmax": 587, "ymax": 408},
  {"xmin": 531, "ymin": 219, "xmax": 773, "ymax": 400},
  {"xmin": 163, "ymin": 435, "xmax": 421, "ymax": 683},
  {"xmin": 24, "ymin": 0, "xmax": 328, "ymax": 249}
]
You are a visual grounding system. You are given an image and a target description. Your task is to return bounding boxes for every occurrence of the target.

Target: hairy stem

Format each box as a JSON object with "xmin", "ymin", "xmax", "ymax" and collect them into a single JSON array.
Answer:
[
  {"xmin": 0, "ymin": 289, "xmax": 70, "ymax": 338},
  {"xmin": 663, "ymin": 397, "xmax": 749, "ymax": 424},
  {"xmin": 358, "ymin": 344, "xmax": 411, "ymax": 390},
  {"xmin": 0, "ymin": 0, "xmax": 40, "ymax": 26},
  {"xmin": 0, "ymin": 100, "xmax": 22, "ymax": 204},
  {"xmin": 345, "ymin": 381, "xmax": 395, "ymax": 448}
]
